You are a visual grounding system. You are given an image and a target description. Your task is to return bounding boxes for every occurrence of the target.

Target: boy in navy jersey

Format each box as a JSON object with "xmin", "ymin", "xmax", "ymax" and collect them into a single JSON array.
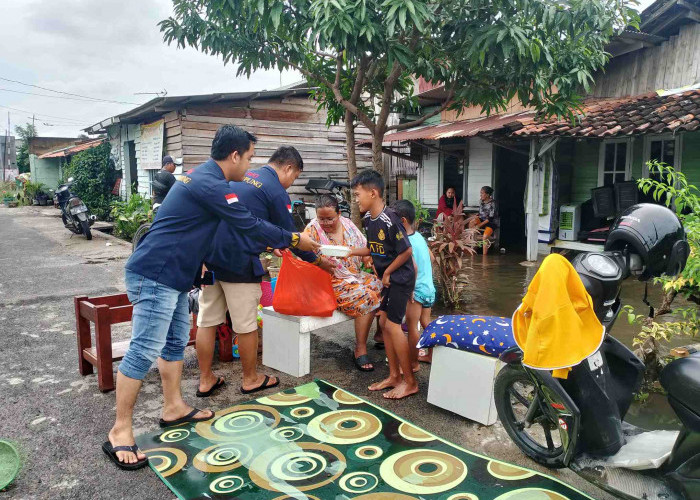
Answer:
[{"xmin": 350, "ymin": 170, "xmax": 418, "ymax": 400}]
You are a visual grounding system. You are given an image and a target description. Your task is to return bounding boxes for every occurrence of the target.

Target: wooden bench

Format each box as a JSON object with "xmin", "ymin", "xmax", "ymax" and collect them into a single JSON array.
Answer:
[
  {"xmin": 260, "ymin": 306, "xmax": 353, "ymax": 377},
  {"xmin": 74, "ymin": 293, "xmax": 197, "ymax": 392}
]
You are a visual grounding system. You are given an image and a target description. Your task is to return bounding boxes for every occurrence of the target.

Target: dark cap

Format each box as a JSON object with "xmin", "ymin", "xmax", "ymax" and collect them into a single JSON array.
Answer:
[{"xmin": 162, "ymin": 155, "xmax": 175, "ymax": 167}]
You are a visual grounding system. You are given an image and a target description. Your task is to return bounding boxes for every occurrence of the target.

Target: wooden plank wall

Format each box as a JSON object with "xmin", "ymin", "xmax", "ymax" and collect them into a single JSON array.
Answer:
[
  {"xmin": 176, "ymin": 96, "xmax": 373, "ymax": 198},
  {"xmin": 592, "ymin": 23, "xmax": 700, "ymax": 98}
]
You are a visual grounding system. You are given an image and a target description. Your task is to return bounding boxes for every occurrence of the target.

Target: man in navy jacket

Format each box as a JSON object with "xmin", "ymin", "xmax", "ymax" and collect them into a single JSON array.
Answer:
[
  {"xmin": 196, "ymin": 146, "xmax": 332, "ymax": 397},
  {"xmin": 103, "ymin": 126, "xmax": 319, "ymax": 470}
]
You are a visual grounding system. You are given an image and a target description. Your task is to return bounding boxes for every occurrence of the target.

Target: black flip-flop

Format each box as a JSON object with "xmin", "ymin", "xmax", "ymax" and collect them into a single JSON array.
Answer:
[
  {"xmin": 102, "ymin": 441, "xmax": 149, "ymax": 471},
  {"xmin": 374, "ymin": 342, "xmax": 385, "ymax": 350},
  {"xmin": 241, "ymin": 374, "xmax": 280, "ymax": 395},
  {"xmin": 159, "ymin": 408, "xmax": 214, "ymax": 428},
  {"xmin": 354, "ymin": 354, "xmax": 375, "ymax": 372},
  {"xmin": 196, "ymin": 377, "xmax": 225, "ymax": 397}
]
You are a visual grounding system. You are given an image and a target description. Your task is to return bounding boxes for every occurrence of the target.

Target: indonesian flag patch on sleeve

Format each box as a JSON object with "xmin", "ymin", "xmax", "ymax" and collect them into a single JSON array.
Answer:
[
  {"xmin": 225, "ymin": 193, "xmax": 239, "ymax": 204},
  {"xmin": 287, "ymin": 204, "xmax": 292, "ymax": 213}
]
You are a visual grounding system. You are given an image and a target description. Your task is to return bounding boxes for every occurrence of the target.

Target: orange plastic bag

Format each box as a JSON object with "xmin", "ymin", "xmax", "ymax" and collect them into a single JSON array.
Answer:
[{"xmin": 272, "ymin": 250, "xmax": 337, "ymax": 317}]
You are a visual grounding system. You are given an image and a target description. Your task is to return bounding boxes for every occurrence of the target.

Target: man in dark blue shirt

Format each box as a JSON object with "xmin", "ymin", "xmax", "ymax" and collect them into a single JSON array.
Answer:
[
  {"xmin": 195, "ymin": 146, "xmax": 332, "ymax": 396},
  {"xmin": 103, "ymin": 126, "xmax": 319, "ymax": 471}
]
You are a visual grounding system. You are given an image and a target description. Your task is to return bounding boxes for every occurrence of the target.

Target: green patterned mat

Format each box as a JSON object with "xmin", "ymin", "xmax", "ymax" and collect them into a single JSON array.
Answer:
[{"xmin": 135, "ymin": 379, "xmax": 591, "ymax": 499}]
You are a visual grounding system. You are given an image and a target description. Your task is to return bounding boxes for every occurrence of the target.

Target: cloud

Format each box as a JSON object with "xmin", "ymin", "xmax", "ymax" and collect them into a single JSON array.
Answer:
[{"xmin": 0, "ymin": 0, "xmax": 299, "ymax": 138}]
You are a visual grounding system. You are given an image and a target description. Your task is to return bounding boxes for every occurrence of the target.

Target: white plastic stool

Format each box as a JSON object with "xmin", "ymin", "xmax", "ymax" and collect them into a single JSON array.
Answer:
[
  {"xmin": 427, "ymin": 345, "xmax": 504, "ymax": 425},
  {"xmin": 260, "ymin": 306, "xmax": 353, "ymax": 377}
]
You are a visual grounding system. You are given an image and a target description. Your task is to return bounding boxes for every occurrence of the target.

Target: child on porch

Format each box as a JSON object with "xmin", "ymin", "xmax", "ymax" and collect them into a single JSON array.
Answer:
[
  {"xmin": 392, "ymin": 200, "xmax": 436, "ymax": 369},
  {"xmin": 350, "ymin": 170, "xmax": 417, "ymax": 400}
]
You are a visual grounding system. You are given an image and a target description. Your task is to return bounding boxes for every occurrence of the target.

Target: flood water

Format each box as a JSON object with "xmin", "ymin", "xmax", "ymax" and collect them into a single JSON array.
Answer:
[{"xmin": 435, "ymin": 252, "xmax": 698, "ymax": 430}]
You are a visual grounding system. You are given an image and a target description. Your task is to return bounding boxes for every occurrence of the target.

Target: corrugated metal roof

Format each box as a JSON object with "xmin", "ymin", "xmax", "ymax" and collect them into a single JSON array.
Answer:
[
  {"xmin": 85, "ymin": 88, "xmax": 317, "ymax": 133},
  {"xmin": 375, "ymin": 111, "xmax": 535, "ymax": 143},
  {"xmin": 39, "ymin": 138, "xmax": 104, "ymax": 159}
]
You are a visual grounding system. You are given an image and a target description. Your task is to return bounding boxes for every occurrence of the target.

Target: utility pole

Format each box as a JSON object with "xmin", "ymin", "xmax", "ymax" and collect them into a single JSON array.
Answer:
[{"xmin": 3, "ymin": 112, "xmax": 9, "ymax": 182}]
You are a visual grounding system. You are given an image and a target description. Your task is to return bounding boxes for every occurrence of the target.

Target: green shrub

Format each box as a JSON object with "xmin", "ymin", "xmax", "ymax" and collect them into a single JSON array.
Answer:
[
  {"xmin": 63, "ymin": 142, "xmax": 117, "ymax": 220},
  {"xmin": 110, "ymin": 193, "xmax": 152, "ymax": 241},
  {"xmin": 23, "ymin": 181, "xmax": 46, "ymax": 200}
]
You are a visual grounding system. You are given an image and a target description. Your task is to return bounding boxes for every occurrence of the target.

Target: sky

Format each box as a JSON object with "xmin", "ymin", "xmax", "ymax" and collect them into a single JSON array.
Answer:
[
  {"xmin": 0, "ymin": 0, "xmax": 300, "ymax": 138},
  {"xmin": 1, "ymin": 0, "xmax": 657, "ymax": 138}
]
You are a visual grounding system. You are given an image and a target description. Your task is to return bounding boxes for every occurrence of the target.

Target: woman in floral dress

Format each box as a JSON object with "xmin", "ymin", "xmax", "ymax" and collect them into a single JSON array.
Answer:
[{"xmin": 305, "ymin": 195, "xmax": 382, "ymax": 371}]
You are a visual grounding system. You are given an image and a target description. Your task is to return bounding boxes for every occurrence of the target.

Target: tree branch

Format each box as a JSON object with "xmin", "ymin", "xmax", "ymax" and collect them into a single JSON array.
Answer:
[
  {"xmin": 386, "ymin": 86, "xmax": 456, "ymax": 132},
  {"xmin": 375, "ymin": 60, "xmax": 403, "ymax": 135},
  {"xmin": 314, "ymin": 51, "xmax": 335, "ymax": 59},
  {"xmin": 334, "ymin": 52, "xmax": 343, "ymax": 90},
  {"xmin": 276, "ymin": 54, "xmax": 375, "ymax": 133}
]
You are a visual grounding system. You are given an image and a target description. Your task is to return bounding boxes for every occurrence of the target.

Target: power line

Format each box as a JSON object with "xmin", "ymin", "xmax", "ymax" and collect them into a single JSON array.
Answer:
[
  {"xmin": 0, "ymin": 87, "xmax": 143, "ymax": 105},
  {"xmin": 0, "ymin": 104, "xmax": 87, "ymax": 124},
  {"xmin": 0, "ymin": 76, "xmax": 141, "ymax": 105}
]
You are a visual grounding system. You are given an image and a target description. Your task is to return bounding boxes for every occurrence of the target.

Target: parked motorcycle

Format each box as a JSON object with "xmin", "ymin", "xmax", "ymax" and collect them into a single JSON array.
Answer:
[
  {"xmin": 291, "ymin": 177, "xmax": 351, "ymax": 231},
  {"xmin": 54, "ymin": 177, "xmax": 95, "ymax": 240},
  {"xmin": 493, "ymin": 203, "xmax": 696, "ymax": 500},
  {"xmin": 131, "ymin": 203, "xmax": 161, "ymax": 252}
]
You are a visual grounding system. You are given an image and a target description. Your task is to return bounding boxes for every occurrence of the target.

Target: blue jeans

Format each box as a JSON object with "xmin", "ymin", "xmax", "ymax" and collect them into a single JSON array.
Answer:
[{"xmin": 118, "ymin": 270, "xmax": 190, "ymax": 380}]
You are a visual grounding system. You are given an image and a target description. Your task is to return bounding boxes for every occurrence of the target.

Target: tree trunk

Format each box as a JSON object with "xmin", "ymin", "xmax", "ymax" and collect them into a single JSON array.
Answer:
[
  {"xmin": 344, "ymin": 110, "xmax": 361, "ymax": 226},
  {"xmin": 371, "ymin": 134, "xmax": 384, "ymax": 175},
  {"xmin": 655, "ymin": 289, "xmax": 678, "ymax": 317}
]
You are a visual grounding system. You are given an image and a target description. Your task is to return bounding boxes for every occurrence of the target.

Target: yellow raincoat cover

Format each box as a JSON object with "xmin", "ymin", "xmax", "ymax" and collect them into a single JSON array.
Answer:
[{"xmin": 512, "ymin": 253, "xmax": 604, "ymax": 379}]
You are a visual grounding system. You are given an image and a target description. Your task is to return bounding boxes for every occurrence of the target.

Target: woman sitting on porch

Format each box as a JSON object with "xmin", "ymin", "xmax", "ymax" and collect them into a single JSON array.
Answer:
[
  {"xmin": 436, "ymin": 186, "xmax": 460, "ymax": 220},
  {"xmin": 304, "ymin": 195, "xmax": 383, "ymax": 371},
  {"xmin": 468, "ymin": 185, "xmax": 498, "ymax": 255}
]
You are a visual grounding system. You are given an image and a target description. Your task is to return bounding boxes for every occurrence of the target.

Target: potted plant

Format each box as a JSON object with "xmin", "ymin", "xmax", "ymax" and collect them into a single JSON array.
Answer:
[{"xmin": 2, "ymin": 190, "xmax": 15, "ymax": 207}]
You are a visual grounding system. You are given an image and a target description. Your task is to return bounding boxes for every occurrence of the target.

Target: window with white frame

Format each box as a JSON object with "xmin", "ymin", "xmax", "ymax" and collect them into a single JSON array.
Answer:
[{"xmin": 598, "ymin": 139, "xmax": 631, "ymax": 187}]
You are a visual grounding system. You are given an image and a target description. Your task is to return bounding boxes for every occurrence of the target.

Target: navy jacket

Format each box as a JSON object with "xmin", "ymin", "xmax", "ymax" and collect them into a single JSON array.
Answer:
[
  {"xmin": 205, "ymin": 165, "xmax": 316, "ymax": 282},
  {"xmin": 126, "ymin": 159, "xmax": 293, "ymax": 291}
]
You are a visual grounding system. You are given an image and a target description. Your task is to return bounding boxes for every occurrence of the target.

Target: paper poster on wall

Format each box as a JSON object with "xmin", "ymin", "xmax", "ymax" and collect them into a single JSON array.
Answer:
[{"xmin": 139, "ymin": 119, "xmax": 164, "ymax": 170}]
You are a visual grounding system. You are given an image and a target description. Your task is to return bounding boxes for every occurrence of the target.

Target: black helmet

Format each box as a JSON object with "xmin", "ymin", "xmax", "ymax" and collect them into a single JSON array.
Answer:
[{"xmin": 605, "ymin": 203, "xmax": 689, "ymax": 281}]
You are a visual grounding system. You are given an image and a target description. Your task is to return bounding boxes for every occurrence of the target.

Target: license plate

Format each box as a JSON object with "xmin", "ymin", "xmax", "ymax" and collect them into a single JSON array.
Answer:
[{"xmin": 587, "ymin": 351, "xmax": 604, "ymax": 371}]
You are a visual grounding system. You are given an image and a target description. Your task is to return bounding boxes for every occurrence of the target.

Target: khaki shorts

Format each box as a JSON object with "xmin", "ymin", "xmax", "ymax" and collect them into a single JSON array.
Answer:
[{"xmin": 196, "ymin": 281, "xmax": 262, "ymax": 332}]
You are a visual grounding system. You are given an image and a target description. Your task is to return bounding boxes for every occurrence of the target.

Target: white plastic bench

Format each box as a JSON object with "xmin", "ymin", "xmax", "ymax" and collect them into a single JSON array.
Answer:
[
  {"xmin": 260, "ymin": 306, "xmax": 353, "ymax": 377},
  {"xmin": 427, "ymin": 346, "xmax": 504, "ymax": 426}
]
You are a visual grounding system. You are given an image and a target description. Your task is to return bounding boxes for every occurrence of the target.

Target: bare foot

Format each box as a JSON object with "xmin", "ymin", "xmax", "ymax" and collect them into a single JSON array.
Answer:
[
  {"xmin": 242, "ymin": 373, "xmax": 278, "ymax": 393},
  {"xmin": 399, "ymin": 364, "xmax": 420, "ymax": 375},
  {"xmin": 198, "ymin": 374, "xmax": 224, "ymax": 394},
  {"xmin": 108, "ymin": 427, "xmax": 146, "ymax": 465},
  {"xmin": 368, "ymin": 376, "xmax": 400, "ymax": 391},
  {"xmin": 417, "ymin": 348, "xmax": 432, "ymax": 363},
  {"xmin": 162, "ymin": 404, "xmax": 213, "ymax": 422},
  {"xmin": 383, "ymin": 381, "xmax": 419, "ymax": 400}
]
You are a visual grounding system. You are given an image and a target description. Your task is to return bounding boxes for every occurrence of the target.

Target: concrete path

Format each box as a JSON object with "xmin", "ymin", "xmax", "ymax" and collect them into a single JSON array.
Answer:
[{"xmin": 0, "ymin": 206, "xmax": 611, "ymax": 499}]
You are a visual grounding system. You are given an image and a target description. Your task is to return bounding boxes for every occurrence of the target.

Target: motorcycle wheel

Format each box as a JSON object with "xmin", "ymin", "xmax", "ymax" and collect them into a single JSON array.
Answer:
[
  {"xmin": 494, "ymin": 365, "xmax": 567, "ymax": 468},
  {"xmin": 132, "ymin": 223, "xmax": 151, "ymax": 252},
  {"xmin": 81, "ymin": 220, "xmax": 92, "ymax": 240}
]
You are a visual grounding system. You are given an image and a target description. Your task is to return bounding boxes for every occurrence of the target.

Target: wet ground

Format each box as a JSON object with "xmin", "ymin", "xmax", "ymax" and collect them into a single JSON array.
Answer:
[
  {"xmin": 443, "ymin": 252, "xmax": 697, "ymax": 431},
  {"xmin": 0, "ymin": 206, "xmax": 618, "ymax": 499}
]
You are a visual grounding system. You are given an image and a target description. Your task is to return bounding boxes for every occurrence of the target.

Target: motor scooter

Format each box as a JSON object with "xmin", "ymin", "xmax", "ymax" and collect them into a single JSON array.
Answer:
[
  {"xmin": 290, "ymin": 177, "xmax": 351, "ymax": 231},
  {"xmin": 54, "ymin": 177, "xmax": 95, "ymax": 240},
  {"xmin": 494, "ymin": 206, "xmax": 698, "ymax": 500}
]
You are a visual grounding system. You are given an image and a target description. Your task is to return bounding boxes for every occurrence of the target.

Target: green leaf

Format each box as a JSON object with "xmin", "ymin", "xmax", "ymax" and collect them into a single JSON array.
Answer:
[
  {"xmin": 257, "ymin": 0, "xmax": 265, "ymax": 15},
  {"xmin": 270, "ymin": 2, "xmax": 283, "ymax": 29},
  {"xmin": 398, "ymin": 7, "xmax": 407, "ymax": 29}
]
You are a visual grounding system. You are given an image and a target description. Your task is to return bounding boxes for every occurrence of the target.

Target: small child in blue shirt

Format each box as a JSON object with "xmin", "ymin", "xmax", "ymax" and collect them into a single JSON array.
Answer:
[{"xmin": 392, "ymin": 200, "xmax": 436, "ymax": 371}]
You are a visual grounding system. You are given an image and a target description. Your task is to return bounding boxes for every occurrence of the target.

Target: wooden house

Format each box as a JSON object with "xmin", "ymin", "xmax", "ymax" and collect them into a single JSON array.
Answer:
[
  {"xmin": 382, "ymin": 0, "xmax": 700, "ymax": 260},
  {"xmin": 86, "ymin": 87, "xmax": 372, "ymax": 200}
]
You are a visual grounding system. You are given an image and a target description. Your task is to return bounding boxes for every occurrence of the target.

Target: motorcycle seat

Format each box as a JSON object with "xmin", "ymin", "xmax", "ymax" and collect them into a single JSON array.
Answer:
[{"xmin": 660, "ymin": 352, "xmax": 700, "ymax": 417}]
